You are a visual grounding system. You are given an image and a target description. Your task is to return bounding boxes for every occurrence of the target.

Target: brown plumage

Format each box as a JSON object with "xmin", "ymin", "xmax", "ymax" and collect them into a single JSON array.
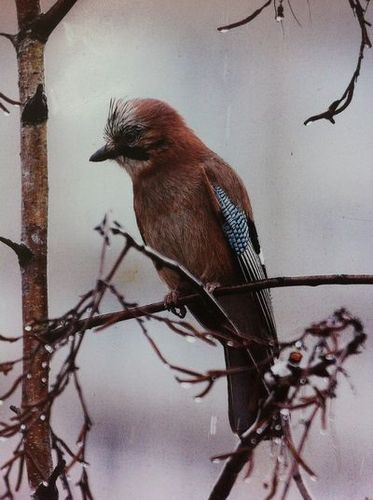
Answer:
[{"xmin": 90, "ymin": 98, "xmax": 277, "ymax": 435}]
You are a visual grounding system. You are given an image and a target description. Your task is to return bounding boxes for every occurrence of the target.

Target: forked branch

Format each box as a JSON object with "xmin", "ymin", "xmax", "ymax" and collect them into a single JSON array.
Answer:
[{"xmin": 32, "ymin": 0, "xmax": 79, "ymax": 41}]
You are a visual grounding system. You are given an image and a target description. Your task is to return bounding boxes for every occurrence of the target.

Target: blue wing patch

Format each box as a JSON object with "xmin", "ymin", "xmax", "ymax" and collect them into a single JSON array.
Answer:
[
  {"xmin": 213, "ymin": 185, "xmax": 276, "ymax": 340},
  {"xmin": 214, "ymin": 186, "xmax": 250, "ymax": 255}
]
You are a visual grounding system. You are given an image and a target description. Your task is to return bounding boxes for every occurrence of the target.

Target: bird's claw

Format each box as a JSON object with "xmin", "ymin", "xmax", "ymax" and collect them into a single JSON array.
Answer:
[
  {"xmin": 164, "ymin": 290, "xmax": 187, "ymax": 319},
  {"xmin": 204, "ymin": 281, "xmax": 221, "ymax": 294}
]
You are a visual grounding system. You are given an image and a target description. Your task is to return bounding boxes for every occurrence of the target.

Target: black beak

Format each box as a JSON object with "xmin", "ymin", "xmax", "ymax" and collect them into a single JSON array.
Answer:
[
  {"xmin": 89, "ymin": 145, "xmax": 115, "ymax": 162},
  {"xmin": 90, "ymin": 144, "xmax": 149, "ymax": 163}
]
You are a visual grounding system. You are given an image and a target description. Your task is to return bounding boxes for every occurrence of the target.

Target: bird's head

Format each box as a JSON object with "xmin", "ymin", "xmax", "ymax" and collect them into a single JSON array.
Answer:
[{"xmin": 90, "ymin": 98, "xmax": 204, "ymax": 177}]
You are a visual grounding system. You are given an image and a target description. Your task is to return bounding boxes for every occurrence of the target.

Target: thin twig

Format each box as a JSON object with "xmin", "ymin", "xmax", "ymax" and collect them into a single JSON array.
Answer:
[
  {"xmin": 0, "ymin": 92, "xmax": 21, "ymax": 106},
  {"xmin": 287, "ymin": 0, "xmax": 302, "ymax": 26},
  {"xmin": 0, "ymin": 33, "xmax": 16, "ymax": 46},
  {"xmin": 0, "ymin": 222, "xmax": 368, "ymax": 499},
  {"xmin": 217, "ymin": 0, "xmax": 273, "ymax": 32},
  {"xmin": 292, "ymin": 465, "xmax": 312, "ymax": 500},
  {"xmin": 304, "ymin": 0, "xmax": 371, "ymax": 124},
  {"xmin": 0, "ymin": 236, "xmax": 33, "ymax": 265}
]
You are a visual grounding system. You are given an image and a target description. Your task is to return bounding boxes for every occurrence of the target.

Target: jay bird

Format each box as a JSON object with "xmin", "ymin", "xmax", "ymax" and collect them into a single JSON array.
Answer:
[{"xmin": 90, "ymin": 98, "xmax": 277, "ymax": 435}]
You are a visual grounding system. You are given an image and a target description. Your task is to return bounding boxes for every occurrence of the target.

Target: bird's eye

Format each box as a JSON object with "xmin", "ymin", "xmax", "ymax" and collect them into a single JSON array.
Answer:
[{"xmin": 125, "ymin": 127, "xmax": 142, "ymax": 144}]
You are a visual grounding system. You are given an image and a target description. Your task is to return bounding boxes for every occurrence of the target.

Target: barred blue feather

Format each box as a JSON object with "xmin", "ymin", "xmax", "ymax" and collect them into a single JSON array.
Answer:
[{"xmin": 213, "ymin": 185, "xmax": 276, "ymax": 340}]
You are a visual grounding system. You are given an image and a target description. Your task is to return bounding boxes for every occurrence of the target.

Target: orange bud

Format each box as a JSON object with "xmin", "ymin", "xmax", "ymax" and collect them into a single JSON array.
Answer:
[{"xmin": 289, "ymin": 351, "xmax": 302, "ymax": 364}]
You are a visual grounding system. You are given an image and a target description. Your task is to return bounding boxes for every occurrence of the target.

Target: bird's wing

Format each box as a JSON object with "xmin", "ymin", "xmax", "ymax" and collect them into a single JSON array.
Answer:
[{"xmin": 203, "ymin": 158, "xmax": 277, "ymax": 346}]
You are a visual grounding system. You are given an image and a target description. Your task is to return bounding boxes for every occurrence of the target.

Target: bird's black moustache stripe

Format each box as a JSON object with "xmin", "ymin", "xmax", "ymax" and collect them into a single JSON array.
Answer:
[{"xmin": 121, "ymin": 145, "xmax": 149, "ymax": 161}]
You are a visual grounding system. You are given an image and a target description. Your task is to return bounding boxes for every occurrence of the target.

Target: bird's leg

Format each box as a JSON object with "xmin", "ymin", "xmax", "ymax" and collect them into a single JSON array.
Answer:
[
  {"xmin": 200, "ymin": 270, "xmax": 221, "ymax": 295},
  {"xmin": 164, "ymin": 289, "xmax": 181, "ymax": 307},
  {"xmin": 164, "ymin": 289, "xmax": 187, "ymax": 318},
  {"xmin": 204, "ymin": 281, "xmax": 221, "ymax": 294}
]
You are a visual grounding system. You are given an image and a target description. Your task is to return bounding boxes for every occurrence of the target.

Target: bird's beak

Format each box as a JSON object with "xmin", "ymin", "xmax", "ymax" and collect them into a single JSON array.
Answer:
[{"xmin": 89, "ymin": 145, "xmax": 114, "ymax": 162}]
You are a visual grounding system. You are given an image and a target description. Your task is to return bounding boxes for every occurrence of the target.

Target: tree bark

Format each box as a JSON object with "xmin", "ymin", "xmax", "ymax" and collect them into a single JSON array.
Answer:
[{"xmin": 16, "ymin": 0, "xmax": 53, "ymax": 491}]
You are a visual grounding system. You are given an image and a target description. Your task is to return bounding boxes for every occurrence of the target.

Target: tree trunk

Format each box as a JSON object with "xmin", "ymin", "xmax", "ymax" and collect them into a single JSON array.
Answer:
[{"xmin": 16, "ymin": 0, "xmax": 53, "ymax": 490}]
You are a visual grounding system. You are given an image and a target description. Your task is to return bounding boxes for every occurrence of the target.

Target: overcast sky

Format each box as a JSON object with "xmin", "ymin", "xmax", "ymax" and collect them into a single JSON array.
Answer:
[{"xmin": 1, "ymin": 1, "xmax": 372, "ymax": 498}]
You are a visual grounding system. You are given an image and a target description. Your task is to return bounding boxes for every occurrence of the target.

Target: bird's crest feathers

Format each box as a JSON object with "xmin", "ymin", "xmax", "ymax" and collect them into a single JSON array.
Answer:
[{"xmin": 104, "ymin": 98, "xmax": 147, "ymax": 143}]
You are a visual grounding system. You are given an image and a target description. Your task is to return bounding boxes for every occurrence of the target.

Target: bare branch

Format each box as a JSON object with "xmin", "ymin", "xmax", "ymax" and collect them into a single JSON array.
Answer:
[
  {"xmin": 0, "ymin": 216, "xmax": 368, "ymax": 498},
  {"xmin": 0, "ymin": 91, "xmax": 20, "ymax": 115},
  {"xmin": 0, "ymin": 236, "xmax": 33, "ymax": 266},
  {"xmin": 217, "ymin": 0, "xmax": 272, "ymax": 32},
  {"xmin": 292, "ymin": 464, "xmax": 312, "ymax": 500},
  {"xmin": 113, "ymin": 229, "xmax": 243, "ymax": 339},
  {"xmin": 304, "ymin": 0, "xmax": 371, "ymax": 125},
  {"xmin": 32, "ymin": 457, "xmax": 65, "ymax": 500},
  {"xmin": 209, "ymin": 445, "xmax": 254, "ymax": 500},
  {"xmin": 0, "ymin": 101, "xmax": 10, "ymax": 115},
  {"xmin": 219, "ymin": 0, "xmax": 371, "ymax": 123},
  {"xmin": 0, "ymin": 334, "xmax": 21, "ymax": 343},
  {"xmin": 0, "ymin": 32, "xmax": 16, "ymax": 45},
  {"xmin": 32, "ymin": 0, "xmax": 79, "ymax": 41},
  {"xmin": 207, "ymin": 309, "xmax": 365, "ymax": 499},
  {"xmin": 15, "ymin": 0, "xmax": 41, "ymax": 28},
  {"xmin": 0, "ymin": 92, "xmax": 21, "ymax": 106},
  {"xmin": 45, "ymin": 273, "xmax": 373, "ymax": 342},
  {"xmin": 287, "ymin": 0, "xmax": 302, "ymax": 27}
]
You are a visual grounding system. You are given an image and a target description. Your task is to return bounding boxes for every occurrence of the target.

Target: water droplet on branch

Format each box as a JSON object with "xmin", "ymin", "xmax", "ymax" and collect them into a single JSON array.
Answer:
[{"xmin": 280, "ymin": 409, "xmax": 290, "ymax": 420}]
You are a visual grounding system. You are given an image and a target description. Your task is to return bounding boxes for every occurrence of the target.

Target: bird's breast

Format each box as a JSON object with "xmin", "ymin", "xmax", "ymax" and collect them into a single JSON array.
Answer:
[{"xmin": 133, "ymin": 168, "xmax": 236, "ymax": 289}]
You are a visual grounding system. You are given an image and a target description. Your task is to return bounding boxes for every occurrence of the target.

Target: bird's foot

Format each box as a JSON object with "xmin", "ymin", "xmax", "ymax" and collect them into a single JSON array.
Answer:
[
  {"xmin": 164, "ymin": 289, "xmax": 181, "ymax": 307},
  {"xmin": 204, "ymin": 281, "xmax": 221, "ymax": 294},
  {"xmin": 164, "ymin": 290, "xmax": 187, "ymax": 319}
]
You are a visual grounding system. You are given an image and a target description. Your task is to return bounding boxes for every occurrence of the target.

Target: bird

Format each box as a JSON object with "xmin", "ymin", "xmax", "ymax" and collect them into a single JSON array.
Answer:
[{"xmin": 90, "ymin": 98, "xmax": 277, "ymax": 435}]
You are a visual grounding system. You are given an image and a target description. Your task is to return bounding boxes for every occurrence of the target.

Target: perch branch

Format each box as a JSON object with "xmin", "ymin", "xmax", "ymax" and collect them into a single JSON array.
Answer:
[
  {"xmin": 112, "ymin": 228, "xmax": 243, "ymax": 339},
  {"xmin": 45, "ymin": 273, "xmax": 373, "ymax": 343}
]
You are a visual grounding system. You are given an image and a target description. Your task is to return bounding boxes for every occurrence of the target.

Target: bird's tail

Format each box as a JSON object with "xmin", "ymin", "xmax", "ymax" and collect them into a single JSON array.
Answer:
[
  {"xmin": 188, "ymin": 293, "xmax": 274, "ymax": 435},
  {"xmin": 224, "ymin": 345, "xmax": 266, "ymax": 435}
]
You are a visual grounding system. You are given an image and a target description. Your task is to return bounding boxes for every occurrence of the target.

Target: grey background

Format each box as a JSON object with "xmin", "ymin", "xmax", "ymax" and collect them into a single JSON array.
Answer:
[{"xmin": 1, "ymin": 0, "xmax": 372, "ymax": 498}]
